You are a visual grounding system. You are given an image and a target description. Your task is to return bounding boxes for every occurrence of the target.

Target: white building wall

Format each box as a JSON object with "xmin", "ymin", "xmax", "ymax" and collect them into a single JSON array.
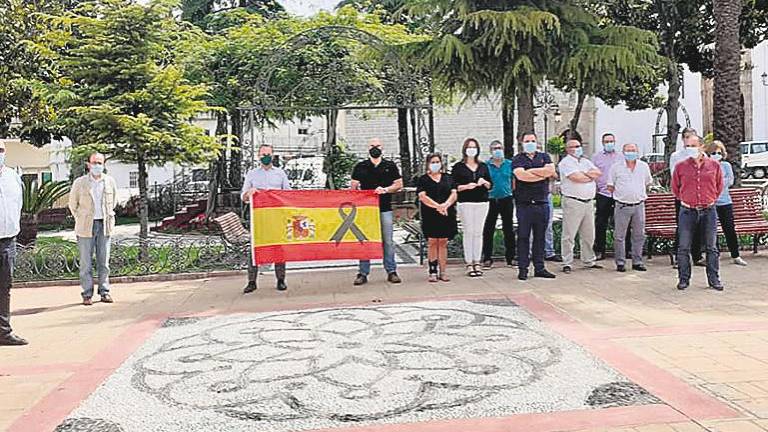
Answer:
[
  {"xmin": 594, "ymin": 65, "xmax": 704, "ymax": 156},
  {"xmin": 753, "ymin": 40, "xmax": 768, "ymax": 141}
]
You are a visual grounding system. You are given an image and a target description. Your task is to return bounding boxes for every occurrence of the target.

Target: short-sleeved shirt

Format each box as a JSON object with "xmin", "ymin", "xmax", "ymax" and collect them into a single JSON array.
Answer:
[
  {"xmin": 241, "ymin": 166, "xmax": 291, "ymax": 198},
  {"xmin": 0, "ymin": 167, "xmax": 23, "ymax": 239},
  {"xmin": 608, "ymin": 160, "xmax": 652, "ymax": 204},
  {"xmin": 487, "ymin": 159, "xmax": 513, "ymax": 199},
  {"xmin": 592, "ymin": 151, "xmax": 621, "ymax": 197},
  {"xmin": 351, "ymin": 159, "xmax": 401, "ymax": 212},
  {"xmin": 716, "ymin": 161, "xmax": 734, "ymax": 206},
  {"xmin": 511, "ymin": 152, "xmax": 552, "ymax": 204},
  {"xmin": 451, "ymin": 161, "xmax": 492, "ymax": 203},
  {"xmin": 558, "ymin": 155, "xmax": 598, "ymax": 200}
]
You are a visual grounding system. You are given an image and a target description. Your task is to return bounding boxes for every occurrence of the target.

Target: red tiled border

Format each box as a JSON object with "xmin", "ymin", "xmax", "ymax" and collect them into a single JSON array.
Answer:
[{"xmin": 7, "ymin": 292, "xmax": 740, "ymax": 432}]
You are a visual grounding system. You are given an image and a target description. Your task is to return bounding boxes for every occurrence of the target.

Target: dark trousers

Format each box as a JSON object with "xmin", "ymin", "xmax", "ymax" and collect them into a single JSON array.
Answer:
[
  {"xmin": 678, "ymin": 207, "xmax": 720, "ymax": 286},
  {"xmin": 247, "ymin": 261, "xmax": 286, "ymax": 283},
  {"xmin": 594, "ymin": 194, "xmax": 615, "ymax": 255},
  {"xmin": 717, "ymin": 204, "xmax": 740, "ymax": 259},
  {"xmin": 0, "ymin": 238, "xmax": 15, "ymax": 336},
  {"xmin": 517, "ymin": 203, "xmax": 549, "ymax": 273},
  {"xmin": 482, "ymin": 196, "xmax": 516, "ymax": 263}
]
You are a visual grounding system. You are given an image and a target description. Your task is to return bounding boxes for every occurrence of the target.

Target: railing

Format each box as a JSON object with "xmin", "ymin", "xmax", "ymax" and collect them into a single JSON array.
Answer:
[{"xmin": 13, "ymin": 235, "xmax": 248, "ymax": 282}]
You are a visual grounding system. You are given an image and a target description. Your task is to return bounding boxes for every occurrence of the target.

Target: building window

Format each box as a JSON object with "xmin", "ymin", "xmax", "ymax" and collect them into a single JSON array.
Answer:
[
  {"xmin": 129, "ymin": 171, "xmax": 139, "ymax": 188},
  {"xmin": 41, "ymin": 172, "xmax": 52, "ymax": 184}
]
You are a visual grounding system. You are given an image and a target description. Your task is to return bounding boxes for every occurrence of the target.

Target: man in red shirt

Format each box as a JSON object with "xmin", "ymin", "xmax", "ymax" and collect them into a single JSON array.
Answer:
[{"xmin": 671, "ymin": 136, "xmax": 724, "ymax": 291}]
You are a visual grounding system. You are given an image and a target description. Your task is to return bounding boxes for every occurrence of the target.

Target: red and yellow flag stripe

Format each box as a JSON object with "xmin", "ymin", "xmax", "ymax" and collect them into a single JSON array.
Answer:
[{"xmin": 250, "ymin": 190, "xmax": 383, "ymax": 264}]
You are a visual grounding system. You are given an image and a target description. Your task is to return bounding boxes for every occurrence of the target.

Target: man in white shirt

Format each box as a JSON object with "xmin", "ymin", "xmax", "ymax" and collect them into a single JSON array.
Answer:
[
  {"xmin": 608, "ymin": 143, "xmax": 653, "ymax": 272},
  {"xmin": 0, "ymin": 141, "xmax": 27, "ymax": 345},
  {"xmin": 558, "ymin": 138, "xmax": 603, "ymax": 273},
  {"xmin": 69, "ymin": 153, "xmax": 118, "ymax": 306},
  {"xmin": 241, "ymin": 144, "xmax": 292, "ymax": 293}
]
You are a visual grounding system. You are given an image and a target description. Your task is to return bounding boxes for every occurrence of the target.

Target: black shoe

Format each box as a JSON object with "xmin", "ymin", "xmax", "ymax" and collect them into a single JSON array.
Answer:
[
  {"xmin": 710, "ymin": 284, "xmax": 724, "ymax": 291},
  {"xmin": 354, "ymin": 274, "xmax": 368, "ymax": 286},
  {"xmin": 276, "ymin": 280, "xmax": 287, "ymax": 291},
  {"xmin": 694, "ymin": 259, "xmax": 706, "ymax": 267},
  {"xmin": 632, "ymin": 264, "xmax": 647, "ymax": 272},
  {"xmin": 243, "ymin": 281, "xmax": 257, "ymax": 294},
  {"xmin": 518, "ymin": 271, "xmax": 528, "ymax": 281},
  {"xmin": 545, "ymin": 254, "xmax": 563, "ymax": 262},
  {"xmin": 506, "ymin": 259, "xmax": 517, "ymax": 267},
  {"xmin": 677, "ymin": 281, "xmax": 689, "ymax": 290},
  {"xmin": 586, "ymin": 264, "xmax": 603, "ymax": 270},
  {"xmin": 534, "ymin": 270, "xmax": 557, "ymax": 279},
  {"xmin": 0, "ymin": 333, "xmax": 28, "ymax": 346},
  {"xmin": 562, "ymin": 265, "xmax": 572, "ymax": 274},
  {"xmin": 387, "ymin": 272, "xmax": 402, "ymax": 283},
  {"xmin": 595, "ymin": 252, "xmax": 606, "ymax": 261},
  {"xmin": 617, "ymin": 265, "xmax": 626, "ymax": 273}
]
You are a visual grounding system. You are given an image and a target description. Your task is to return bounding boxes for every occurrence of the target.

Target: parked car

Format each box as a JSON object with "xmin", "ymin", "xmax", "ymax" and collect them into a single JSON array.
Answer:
[
  {"xmin": 641, "ymin": 153, "xmax": 667, "ymax": 175},
  {"xmin": 740, "ymin": 140, "xmax": 768, "ymax": 179}
]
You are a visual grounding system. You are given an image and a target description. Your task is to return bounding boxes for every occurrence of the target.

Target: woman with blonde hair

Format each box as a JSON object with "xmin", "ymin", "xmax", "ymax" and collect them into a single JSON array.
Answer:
[
  {"xmin": 707, "ymin": 140, "xmax": 747, "ymax": 266},
  {"xmin": 417, "ymin": 153, "xmax": 458, "ymax": 282},
  {"xmin": 451, "ymin": 138, "xmax": 492, "ymax": 277}
]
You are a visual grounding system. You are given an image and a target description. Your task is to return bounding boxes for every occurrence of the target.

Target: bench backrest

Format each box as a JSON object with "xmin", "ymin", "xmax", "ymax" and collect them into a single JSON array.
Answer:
[
  {"xmin": 729, "ymin": 188, "xmax": 766, "ymax": 222},
  {"xmin": 213, "ymin": 212, "xmax": 250, "ymax": 244},
  {"xmin": 645, "ymin": 193, "xmax": 676, "ymax": 226}
]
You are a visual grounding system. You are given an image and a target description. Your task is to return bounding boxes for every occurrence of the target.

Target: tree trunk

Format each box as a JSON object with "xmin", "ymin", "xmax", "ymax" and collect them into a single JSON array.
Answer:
[
  {"xmin": 325, "ymin": 109, "xmax": 339, "ymax": 189},
  {"xmin": 502, "ymin": 83, "xmax": 516, "ymax": 158},
  {"xmin": 568, "ymin": 89, "xmax": 587, "ymax": 141},
  {"xmin": 206, "ymin": 111, "xmax": 228, "ymax": 218},
  {"xmin": 664, "ymin": 62, "xmax": 682, "ymax": 164},
  {"xmin": 228, "ymin": 109, "xmax": 242, "ymax": 189},
  {"xmin": 397, "ymin": 107, "xmax": 411, "ymax": 185},
  {"xmin": 427, "ymin": 92, "xmax": 435, "ymax": 153},
  {"xmin": 517, "ymin": 83, "xmax": 534, "ymax": 148},
  {"xmin": 713, "ymin": 0, "xmax": 744, "ymax": 185},
  {"xmin": 137, "ymin": 153, "xmax": 149, "ymax": 260}
]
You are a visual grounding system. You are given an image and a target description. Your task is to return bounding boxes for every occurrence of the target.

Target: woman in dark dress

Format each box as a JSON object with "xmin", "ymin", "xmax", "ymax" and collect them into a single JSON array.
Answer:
[{"xmin": 417, "ymin": 153, "xmax": 458, "ymax": 282}]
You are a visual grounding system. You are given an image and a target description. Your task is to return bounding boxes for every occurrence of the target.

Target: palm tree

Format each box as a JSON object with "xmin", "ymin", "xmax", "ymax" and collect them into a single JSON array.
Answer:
[
  {"xmin": 19, "ymin": 178, "xmax": 71, "ymax": 245},
  {"xmin": 713, "ymin": 0, "xmax": 744, "ymax": 183}
]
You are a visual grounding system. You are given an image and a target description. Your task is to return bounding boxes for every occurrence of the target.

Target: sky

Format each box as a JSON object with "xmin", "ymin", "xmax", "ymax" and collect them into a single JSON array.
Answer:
[{"xmin": 279, "ymin": 0, "xmax": 338, "ymax": 16}]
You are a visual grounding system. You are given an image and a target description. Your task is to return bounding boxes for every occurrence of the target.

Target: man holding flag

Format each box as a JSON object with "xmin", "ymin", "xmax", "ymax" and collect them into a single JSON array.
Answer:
[
  {"xmin": 242, "ymin": 144, "xmax": 291, "ymax": 293},
  {"xmin": 351, "ymin": 138, "xmax": 403, "ymax": 286}
]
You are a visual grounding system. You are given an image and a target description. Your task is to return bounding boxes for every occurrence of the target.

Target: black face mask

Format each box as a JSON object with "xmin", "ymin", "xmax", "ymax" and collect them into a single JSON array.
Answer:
[{"xmin": 369, "ymin": 147, "xmax": 382, "ymax": 158}]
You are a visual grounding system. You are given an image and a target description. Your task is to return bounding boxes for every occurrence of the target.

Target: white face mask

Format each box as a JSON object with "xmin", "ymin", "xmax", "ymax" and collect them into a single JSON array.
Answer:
[
  {"xmin": 465, "ymin": 147, "xmax": 478, "ymax": 158},
  {"xmin": 685, "ymin": 147, "xmax": 699, "ymax": 159}
]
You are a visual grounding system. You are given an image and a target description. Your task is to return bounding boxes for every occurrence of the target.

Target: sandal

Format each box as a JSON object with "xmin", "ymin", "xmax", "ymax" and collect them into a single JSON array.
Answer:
[
  {"xmin": 428, "ymin": 273, "xmax": 438, "ymax": 283},
  {"xmin": 439, "ymin": 273, "xmax": 451, "ymax": 282},
  {"xmin": 466, "ymin": 265, "xmax": 475, "ymax": 277},
  {"xmin": 473, "ymin": 264, "xmax": 483, "ymax": 277}
]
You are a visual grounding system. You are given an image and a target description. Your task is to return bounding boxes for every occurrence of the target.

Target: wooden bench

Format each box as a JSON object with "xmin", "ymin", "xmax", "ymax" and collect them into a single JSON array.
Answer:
[
  {"xmin": 645, "ymin": 188, "xmax": 768, "ymax": 261},
  {"xmin": 213, "ymin": 212, "xmax": 250, "ymax": 248}
]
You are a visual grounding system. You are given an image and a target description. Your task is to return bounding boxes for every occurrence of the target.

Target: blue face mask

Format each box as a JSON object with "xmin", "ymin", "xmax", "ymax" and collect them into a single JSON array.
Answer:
[
  {"xmin": 523, "ymin": 141, "xmax": 537, "ymax": 154},
  {"xmin": 429, "ymin": 162, "xmax": 442, "ymax": 173},
  {"xmin": 492, "ymin": 149, "xmax": 504, "ymax": 159},
  {"xmin": 573, "ymin": 147, "xmax": 584, "ymax": 158},
  {"xmin": 603, "ymin": 142, "xmax": 615, "ymax": 152},
  {"xmin": 624, "ymin": 151, "xmax": 639, "ymax": 161},
  {"xmin": 711, "ymin": 154, "xmax": 723, "ymax": 162},
  {"xmin": 0, "ymin": 153, "xmax": 5, "ymax": 167},
  {"xmin": 685, "ymin": 147, "xmax": 699, "ymax": 159},
  {"xmin": 90, "ymin": 164, "xmax": 104, "ymax": 175}
]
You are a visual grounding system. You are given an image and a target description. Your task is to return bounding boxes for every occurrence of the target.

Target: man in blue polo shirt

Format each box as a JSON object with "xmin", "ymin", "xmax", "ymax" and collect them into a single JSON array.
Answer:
[
  {"xmin": 482, "ymin": 140, "xmax": 516, "ymax": 268},
  {"xmin": 512, "ymin": 132, "xmax": 557, "ymax": 281}
]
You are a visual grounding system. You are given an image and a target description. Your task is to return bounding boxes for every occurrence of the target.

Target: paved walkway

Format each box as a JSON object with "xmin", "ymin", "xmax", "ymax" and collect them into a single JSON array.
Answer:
[{"xmin": 2, "ymin": 253, "xmax": 768, "ymax": 432}]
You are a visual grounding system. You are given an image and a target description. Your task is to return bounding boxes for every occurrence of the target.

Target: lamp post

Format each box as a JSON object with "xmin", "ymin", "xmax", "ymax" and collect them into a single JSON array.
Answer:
[{"xmin": 535, "ymin": 83, "xmax": 559, "ymax": 153}]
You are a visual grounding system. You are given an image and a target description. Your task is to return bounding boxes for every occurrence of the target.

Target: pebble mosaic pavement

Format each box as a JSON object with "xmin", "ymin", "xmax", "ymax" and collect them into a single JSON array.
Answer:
[{"xmin": 55, "ymin": 299, "xmax": 660, "ymax": 432}]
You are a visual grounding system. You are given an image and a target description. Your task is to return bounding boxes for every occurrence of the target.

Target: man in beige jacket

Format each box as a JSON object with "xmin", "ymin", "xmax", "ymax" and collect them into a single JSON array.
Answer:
[{"xmin": 69, "ymin": 153, "xmax": 118, "ymax": 305}]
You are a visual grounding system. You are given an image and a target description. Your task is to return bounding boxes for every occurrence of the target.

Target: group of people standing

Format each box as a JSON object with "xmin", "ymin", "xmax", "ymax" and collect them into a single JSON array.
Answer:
[{"xmin": 416, "ymin": 129, "xmax": 743, "ymax": 289}]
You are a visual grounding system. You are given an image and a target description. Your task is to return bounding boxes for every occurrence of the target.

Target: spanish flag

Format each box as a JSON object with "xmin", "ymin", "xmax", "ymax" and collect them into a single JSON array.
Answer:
[{"xmin": 250, "ymin": 190, "xmax": 383, "ymax": 265}]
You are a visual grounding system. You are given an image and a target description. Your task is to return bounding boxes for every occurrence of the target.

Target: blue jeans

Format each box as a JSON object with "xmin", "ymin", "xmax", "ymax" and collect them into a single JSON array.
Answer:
[
  {"xmin": 545, "ymin": 193, "xmax": 555, "ymax": 257},
  {"xmin": 78, "ymin": 220, "xmax": 111, "ymax": 298},
  {"xmin": 677, "ymin": 207, "xmax": 720, "ymax": 286},
  {"xmin": 359, "ymin": 211, "xmax": 396, "ymax": 275}
]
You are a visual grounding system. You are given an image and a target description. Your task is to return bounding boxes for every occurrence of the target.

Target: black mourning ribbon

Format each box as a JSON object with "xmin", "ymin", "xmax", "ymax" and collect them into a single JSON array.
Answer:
[{"xmin": 330, "ymin": 202, "xmax": 368, "ymax": 244}]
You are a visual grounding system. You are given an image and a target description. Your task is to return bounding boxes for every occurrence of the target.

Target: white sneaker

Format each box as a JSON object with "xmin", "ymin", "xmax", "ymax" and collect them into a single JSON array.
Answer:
[{"xmin": 733, "ymin": 257, "xmax": 748, "ymax": 266}]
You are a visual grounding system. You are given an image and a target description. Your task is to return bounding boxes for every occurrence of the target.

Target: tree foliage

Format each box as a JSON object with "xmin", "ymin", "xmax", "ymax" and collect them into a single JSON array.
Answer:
[{"xmin": 41, "ymin": 0, "xmax": 222, "ymax": 240}]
